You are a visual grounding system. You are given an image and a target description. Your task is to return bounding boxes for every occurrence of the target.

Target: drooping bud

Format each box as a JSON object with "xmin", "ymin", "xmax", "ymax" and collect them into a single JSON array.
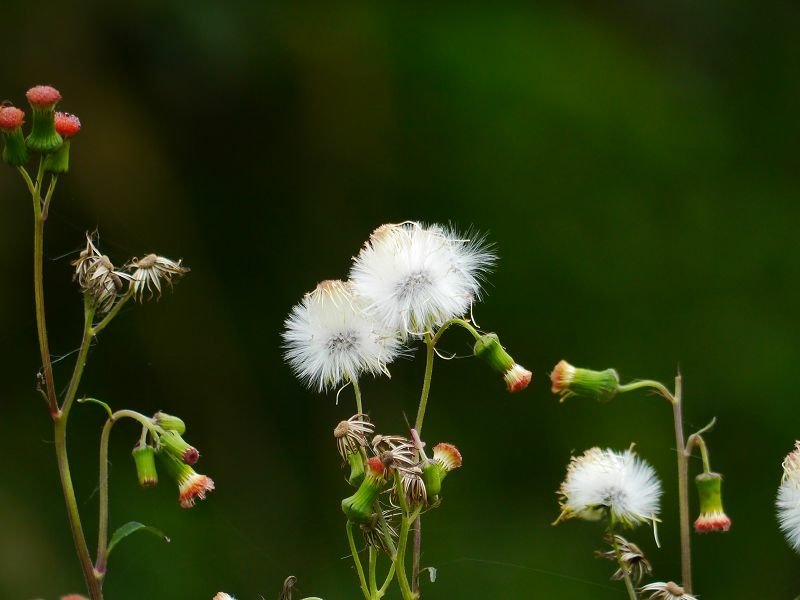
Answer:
[
  {"xmin": 473, "ymin": 333, "xmax": 532, "ymax": 393},
  {"xmin": 156, "ymin": 449, "xmax": 215, "ymax": 509},
  {"xmin": 341, "ymin": 456, "xmax": 388, "ymax": 523},
  {"xmin": 159, "ymin": 429, "xmax": 199, "ymax": 465},
  {"xmin": 154, "ymin": 411, "xmax": 186, "ymax": 434},
  {"xmin": 422, "ymin": 443, "xmax": 462, "ymax": 498},
  {"xmin": 694, "ymin": 472, "xmax": 731, "ymax": 533},
  {"xmin": 131, "ymin": 443, "xmax": 159, "ymax": 487},
  {"xmin": 347, "ymin": 450, "xmax": 365, "ymax": 487},
  {"xmin": 43, "ymin": 112, "xmax": 81, "ymax": 173},
  {"xmin": 25, "ymin": 85, "xmax": 63, "ymax": 153},
  {"xmin": 0, "ymin": 106, "xmax": 29, "ymax": 166},
  {"xmin": 550, "ymin": 360, "xmax": 619, "ymax": 403}
]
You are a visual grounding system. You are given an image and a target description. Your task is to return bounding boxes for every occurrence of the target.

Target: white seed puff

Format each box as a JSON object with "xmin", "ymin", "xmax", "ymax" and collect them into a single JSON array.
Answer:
[
  {"xmin": 777, "ymin": 441, "xmax": 800, "ymax": 552},
  {"xmin": 283, "ymin": 280, "xmax": 401, "ymax": 392},
  {"xmin": 349, "ymin": 222, "xmax": 495, "ymax": 339}
]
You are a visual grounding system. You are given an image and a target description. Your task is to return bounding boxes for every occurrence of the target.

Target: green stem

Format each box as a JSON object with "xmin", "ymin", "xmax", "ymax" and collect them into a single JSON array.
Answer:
[
  {"xmin": 672, "ymin": 375, "xmax": 692, "ymax": 593},
  {"xmin": 95, "ymin": 410, "xmax": 158, "ymax": 576},
  {"xmin": 368, "ymin": 546, "xmax": 379, "ymax": 599},
  {"xmin": 93, "ymin": 290, "xmax": 134, "ymax": 334},
  {"xmin": 411, "ymin": 518, "xmax": 421, "ymax": 595},
  {"xmin": 394, "ymin": 511, "xmax": 419, "ymax": 600},
  {"xmin": 609, "ymin": 528, "xmax": 638, "ymax": 600},
  {"xmin": 352, "ymin": 378, "xmax": 363, "ymax": 416},
  {"xmin": 617, "ymin": 379, "xmax": 676, "ymax": 404},
  {"xmin": 414, "ymin": 334, "xmax": 435, "ymax": 434},
  {"xmin": 61, "ymin": 296, "xmax": 96, "ymax": 416},
  {"xmin": 378, "ymin": 560, "xmax": 396, "ymax": 598},
  {"xmin": 42, "ymin": 174, "xmax": 58, "ymax": 220},
  {"xmin": 347, "ymin": 521, "xmax": 371, "ymax": 600},
  {"xmin": 17, "ymin": 166, "xmax": 35, "ymax": 196}
]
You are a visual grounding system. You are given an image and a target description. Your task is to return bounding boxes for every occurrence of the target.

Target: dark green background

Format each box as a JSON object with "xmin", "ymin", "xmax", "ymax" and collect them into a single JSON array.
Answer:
[{"xmin": 1, "ymin": 2, "xmax": 798, "ymax": 598}]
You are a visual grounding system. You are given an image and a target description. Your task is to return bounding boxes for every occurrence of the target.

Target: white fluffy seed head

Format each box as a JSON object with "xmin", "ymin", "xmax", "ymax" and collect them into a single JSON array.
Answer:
[
  {"xmin": 558, "ymin": 447, "xmax": 662, "ymax": 528},
  {"xmin": 349, "ymin": 222, "xmax": 495, "ymax": 340},
  {"xmin": 777, "ymin": 441, "xmax": 800, "ymax": 552},
  {"xmin": 282, "ymin": 280, "xmax": 402, "ymax": 392}
]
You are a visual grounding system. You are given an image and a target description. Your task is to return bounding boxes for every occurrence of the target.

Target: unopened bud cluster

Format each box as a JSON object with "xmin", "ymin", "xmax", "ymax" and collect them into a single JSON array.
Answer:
[{"xmin": 131, "ymin": 411, "xmax": 214, "ymax": 509}]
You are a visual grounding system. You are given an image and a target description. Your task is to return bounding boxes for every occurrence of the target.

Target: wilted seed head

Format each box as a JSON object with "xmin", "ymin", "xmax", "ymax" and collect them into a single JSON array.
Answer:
[
  {"xmin": 126, "ymin": 253, "xmax": 189, "ymax": 301},
  {"xmin": 334, "ymin": 414, "xmax": 374, "ymax": 459},
  {"xmin": 372, "ymin": 435, "xmax": 417, "ymax": 470},
  {"xmin": 360, "ymin": 506, "xmax": 401, "ymax": 554},
  {"xmin": 595, "ymin": 534, "xmax": 652, "ymax": 585},
  {"xmin": 396, "ymin": 467, "xmax": 427, "ymax": 509},
  {"xmin": 639, "ymin": 582, "xmax": 697, "ymax": 600},
  {"xmin": 72, "ymin": 234, "xmax": 130, "ymax": 312}
]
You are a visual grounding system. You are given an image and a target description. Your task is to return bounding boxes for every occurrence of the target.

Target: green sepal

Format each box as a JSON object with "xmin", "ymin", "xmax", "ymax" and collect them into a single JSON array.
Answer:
[
  {"xmin": 342, "ymin": 473, "xmax": 385, "ymax": 523},
  {"xmin": 43, "ymin": 140, "xmax": 70, "ymax": 173},
  {"xmin": 473, "ymin": 333, "xmax": 515, "ymax": 373},
  {"xmin": 422, "ymin": 461, "xmax": 444, "ymax": 497},
  {"xmin": 695, "ymin": 472, "xmax": 725, "ymax": 514},
  {"xmin": 2, "ymin": 128, "xmax": 29, "ymax": 166},
  {"xmin": 347, "ymin": 451, "xmax": 365, "ymax": 487},
  {"xmin": 26, "ymin": 106, "xmax": 62, "ymax": 153},
  {"xmin": 570, "ymin": 368, "xmax": 619, "ymax": 402},
  {"xmin": 132, "ymin": 444, "xmax": 159, "ymax": 487},
  {"xmin": 107, "ymin": 521, "xmax": 170, "ymax": 557},
  {"xmin": 154, "ymin": 411, "xmax": 186, "ymax": 434}
]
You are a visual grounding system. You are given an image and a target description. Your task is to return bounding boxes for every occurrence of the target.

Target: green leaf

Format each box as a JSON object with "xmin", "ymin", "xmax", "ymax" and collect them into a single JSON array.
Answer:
[
  {"xmin": 77, "ymin": 396, "xmax": 113, "ymax": 419},
  {"xmin": 107, "ymin": 521, "xmax": 170, "ymax": 557}
]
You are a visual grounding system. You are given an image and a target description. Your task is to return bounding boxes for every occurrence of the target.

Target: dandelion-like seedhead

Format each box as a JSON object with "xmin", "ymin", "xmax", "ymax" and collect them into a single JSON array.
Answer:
[
  {"xmin": 126, "ymin": 253, "xmax": 189, "ymax": 301},
  {"xmin": 640, "ymin": 582, "xmax": 697, "ymax": 600},
  {"xmin": 350, "ymin": 222, "xmax": 495, "ymax": 339},
  {"xmin": 557, "ymin": 447, "xmax": 662, "ymax": 529},
  {"xmin": 777, "ymin": 442, "xmax": 800, "ymax": 551},
  {"xmin": 283, "ymin": 280, "xmax": 402, "ymax": 392}
]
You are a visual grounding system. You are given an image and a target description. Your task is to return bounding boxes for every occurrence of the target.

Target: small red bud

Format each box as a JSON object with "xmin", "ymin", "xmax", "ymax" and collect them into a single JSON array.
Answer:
[
  {"xmin": 26, "ymin": 85, "xmax": 62, "ymax": 107},
  {"xmin": 54, "ymin": 112, "xmax": 81, "ymax": 138},
  {"xmin": 0, "ymin": 106, "xmax": 25, "ymax": 130}
]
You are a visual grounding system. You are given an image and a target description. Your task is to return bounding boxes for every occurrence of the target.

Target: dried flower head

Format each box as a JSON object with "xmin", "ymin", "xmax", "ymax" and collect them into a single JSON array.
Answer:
[
  {"xmin": 126, "ymin": 253, "xmax": 188, "ymax": 301},
  {"xmin": 212, "ymin": 594, "xmax": 236, "ymax": 600},
  {"xmin": 283, "ymin": 280, "xmax": 402, "ymax": 392},
  {"xmin": 350, "ymin": 221, "xmax": 495, "ymax": 339},
  {"xmin": 360, "ymin": 506, "xmax": 401, "ymax": 554},
  {"xmin": 372, "ymin": 435, "xmax": 417, "ymax": 470},
  {"xmin": 334, "ymin": 414, "xmax": 374, "ymax": 459},
  {"xmin": 777, "ymin": 442, "xmax": 800, "ymax": 551},
  {"xmin": 556, "ymin": 447, "xmax": 662, "ymax": 529},
  {"xmin": 54, "ymin": 112, "xmax": 81, "ymax": 138},
  {"xmin": 595, "ymin": 534, "xmax": 652, "ymax": 585},
  {"xmin": 640, "ymin": 582, "xmax": 697, "ymax": 600},
  {"xmin": 395, "ymin": 467, "xmax": 427, "ymax": 509},
  {"xmin": 0, "ymin": 106, "xmax": 25, "ymax": 131},
  {"xmin": 72, "ymin": 233, "xmax": 129, "ymax": 312}
]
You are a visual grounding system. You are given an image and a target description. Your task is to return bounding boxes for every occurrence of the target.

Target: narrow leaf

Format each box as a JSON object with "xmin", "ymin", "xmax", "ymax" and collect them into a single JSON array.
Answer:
[
  {"xmin": 107, "ymin": 521, "xmax": 170, "ymax": 556},
  {"xmin": 77, "ymin": 396, "xmax": 113, "ymax": 419}
]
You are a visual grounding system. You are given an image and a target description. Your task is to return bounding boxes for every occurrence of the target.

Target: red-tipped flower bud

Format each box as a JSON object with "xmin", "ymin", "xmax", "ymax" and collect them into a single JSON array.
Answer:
[
  {"xmin": 341, "ymin": 456, "xmax": 388, "ymax": 523},
  {"xmin": 0, "ymin": 106, "xmax": 29, "ymax": 166},
  {"xmin": 156, "ymin": 449, "xmax": 215, "ymax": 509},
  {"xmin": 694, "ymin": 472, "xmax": 731, "ymax": 533},
  {"xmin": 159, "ymin": 430, "xmax": 200, "ymax": 465},
  {"xmin": 473, "ymin": 333, "xmax": 532, "ymax": 393},
  {"xmin": 44, "ymin": 111, "xmax": 81, "ymax": 173},
  {"xmin": 550, "ymin": 360, "xmax": 619, "ymax": 403},
  {"xmin": 25, "ymin": 84, "xmax": 63, "ymax": 153},
  {"xmin": 54, "ymin": 112, "xmax": 81, "ymax": 138},
  {"xmin": 423, "ymin": 443, "xmax": 463, "ymax": 498}
]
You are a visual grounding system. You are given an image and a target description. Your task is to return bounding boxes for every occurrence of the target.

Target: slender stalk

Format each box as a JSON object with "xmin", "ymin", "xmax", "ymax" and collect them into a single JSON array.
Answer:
[
  {"xmin": 368, "ymin": 546, "xmax": 378, "ymax": 599},
  {"xmin": 394, "ymin": 513, "xmax": 418, "ymax": 600},
  {"xmin": 95, "ymin": 410, "xmax": 158, "ymax": 575},
  {"xmin": 414, "ymin": 334, "xmax": 435, "ymax": 433},
  {"xmin": 347, "ymin": 521, "xmax": 371, "ymax": 600},
  {"xmin": 352, "ymin": 378, "xmax": 363, "ymax": 416},
  {"xmin": 411, "ymin": 518, "xmax": 421, "ymax": 595},
  {"xmin": 42, "ymin": 174, "xmax": 58, "ymax": 220},
  {"xmin": 378, "ymin": 561, "xmax": 396, "ymax": 597},
  {"xmin": 617, "ymin": 379, "xmax": 675, "ymax": 403},
  {"xmin": 672, "ymin": 374, "xmax": 692, "ymax": 593},
  {"xmin": 61, "ymin": 296, "xmax": 96, "ymax": 416},
  {"xmin": 610, "ymin": 529, "xmax": 638, "ymax": 600}
]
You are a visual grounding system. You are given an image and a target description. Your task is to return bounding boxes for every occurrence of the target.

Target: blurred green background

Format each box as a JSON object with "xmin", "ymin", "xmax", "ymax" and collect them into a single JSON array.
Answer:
[{"xmin": 1, "ymin": 1, "xmax": 799, "ymax": 598}]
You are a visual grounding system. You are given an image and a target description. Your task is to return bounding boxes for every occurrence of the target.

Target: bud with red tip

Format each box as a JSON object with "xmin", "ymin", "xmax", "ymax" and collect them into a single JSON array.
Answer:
[
  {"xmin": 132, "ymin": 443, "xmax": 159, "ymax": 487},
  {"xmin": 0, "ymin": 106, "xmax": 28, "ymax": 166},
  {"xmin": 159, "ymin": 429, "xmax": 200, "ymax": 465},
  {"xmin": 422, "ymin": 443, "xmax": 462, "ymax": 498},
  {"xmin": 550, "ymin": 359, "xmax": 619, "ymax": 403},
  {"xmin": 25, "ymin": 85, "xmax": 63, "ymax": 153},
  {"xmin": 473, "ymin": 333, "xmax": 532, "ymax": 393},
  {"xmin": 694, "ymin": 472, "xmax": 731, "ymax": 533},
  {"xmin": 44, "ymin": 112, "xmax": 81, "ymax": 173},
  {"xmin": 341, "ymin": 456, "xmax": 388, "ymax": 523},
  {"xmin": 156, "ymin": 449, "xmax": 215, "ymax": 509}
]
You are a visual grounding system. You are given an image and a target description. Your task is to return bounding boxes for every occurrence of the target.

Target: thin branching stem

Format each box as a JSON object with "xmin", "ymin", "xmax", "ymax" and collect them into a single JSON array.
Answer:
[
  {"xmin": 610, "ymin": 525, "xmax": 638, "ymax": 600},
  {"xmin": 347, "ymin": 521, "xmax": 371, "ymax": 600},
  {"xmin": 352, "ymin": 378, "xmax": 363, "ymax": 417},
  {"xmin": 671, "ymin": 374, "xmax": 693, "ymax": 593},
  {"xmin": 368, "ymin": 546, "xmax": 379, "ymax": 599}
]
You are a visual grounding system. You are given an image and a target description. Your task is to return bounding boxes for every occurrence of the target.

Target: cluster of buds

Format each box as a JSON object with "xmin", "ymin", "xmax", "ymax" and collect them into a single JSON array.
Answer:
[
  {"xmin": 473, "ymin": 333, "xmax": 532, "ymax": 393},
  {"xmin": 131, "ymin": 411, "xmax": 214, "ymax": 509},
  {"xmin": 335, "ymin": 416, "xmax": 462, "ymax": 549},
  {"xmin": 0, "ymin": 85, "xmax": 82, "ymax": 171},
  {"xmin": 72, "ymin": 233, "xmax": 188, "ymax": 312}
]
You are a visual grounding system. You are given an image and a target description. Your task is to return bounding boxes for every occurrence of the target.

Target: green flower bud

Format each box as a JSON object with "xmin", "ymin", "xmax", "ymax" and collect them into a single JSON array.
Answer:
[
  {"xmin": 474, "ymin": 333, "xmax": 532, "ymax": 393},
  {"xmin": 347, "ymin": 451, "xmax": 365, "ymax": 487},
  {"xmin": 341, "ymin": 457, "xmax": 387, "ymax": 523},
  {"xmin": 132, "ymin": 444, "xmax": 158, "ymax": 488},
  {"xmin": 422, "ymin": 443, "xmax": 462, "ymax": 499},
  {"xmin": 159, "ymin": 430, "xmax": 199, "ymax": 465},
  {"xmin": 694, "ymin": 472, "xmax": 731, "ymax": 533},
  {"xmin": 550, "ymin": 360, "xmax": 619, "ymax": 402},
  {"xmin": 0, "ymin": 107, "xmax": 29, "ymax": 166},
  {"xmin": 154, "ymin": 411, "xmax": 187, "ymax": 434},
  {"xmin": 25, "ymin": 86, "xmax": 63, "ymax": 153},
  {"xmin": 43, "ymin": 140, "xmax": 70, "ymax": 173}
]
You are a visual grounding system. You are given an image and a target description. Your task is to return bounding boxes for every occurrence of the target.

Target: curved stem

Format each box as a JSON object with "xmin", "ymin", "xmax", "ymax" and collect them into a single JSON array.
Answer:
[
  {"xmin": 92, "ymin": 291, "xmax": 133, "ymax": 335},
  {"xmin": 414, "ymin": 334, "xmax": 435, "ymax": 434},
  {"xmin": 346, "ymin": 521, "xmax": 370, "ymax": 600},
  {"xmin": 672, "ymin": 374, "xmax": 692, "ymax": 593},
  {"xmin": 32, "ymin": 191, "xmax": 58, "ymax": 417},
  {"xmin": 95, "ymin": 410, "xmax": 158, "ymax": 575},
  {"xmin": 378, "ymin": 561, "xmax": 396, "ymax": 597},
  {"xmin": 368, "ymin": 546, "xmax": 378, "ymax": 599},
  {"xmin": 617, "ymin": 379, "xmax": 676, "ymax": 404},
  {"xmin": 609, "ymin": 529, "xmax": 638, "ymax": 600},
  {"xmin": 61, "ymin": 296, "xmax": 96, "ymax": 416},
  {"xmin": 42, "ymin": 174, "xmax": 58, "ymax": 220}
]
